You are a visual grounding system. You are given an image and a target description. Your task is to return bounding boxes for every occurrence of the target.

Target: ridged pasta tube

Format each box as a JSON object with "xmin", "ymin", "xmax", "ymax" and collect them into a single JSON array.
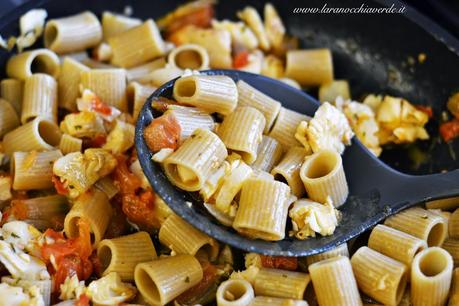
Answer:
[
  {"xmin": 126, "ymin": 58, "xmax": 166, "ymax": 83},
  {"xmin": 59, "ymin": 134, "xmax": 82, "ymax": 154},
  {"xmin": 134, "ymin": 255, "xmax": 203, "ymax": 306},
  {"xmin": 6, "ymin": 49, "xmax": 60, "ymax": 80},
  {"xmin": 163, "ymin": 128, "xmax": 227, "ymax": 191},
  {"xmin": 305, "ymin": 243, "xmax": 349, "ymax": 266},
  {"xmin": 269, "ymin": 107, "xmax": 310, "ymax": 149},
  {"xmin": 2, "ymin": 117, "xmax": 62, "ymax": 156},
  {"xmin": 22, "ymin": 73, "xmax": 58, "ymax": 123},
  {"xmin": 249, "ymin": 296, "xmax": 308, "ymax": 306},
  {"xmin": 251, "ymin": 136, "xmax": 283, "ymax": 173},
  {"xmin": 0, "ymin": 79, "xmax": 23, "ymax": 114},
  {"xmin": 426, "ymin": 196, "xmax": 459, "ymax": 210},
  {"xmin": 218, "ymin": 107, "xmax": 266, "ymax": 164},
  {"xmin": 127, "ymin": 81, "xmax": 156, "ymax": 120},
  {"xmin": 58, "ymin": 57, "xmax": 90, "ymax": 112},
  {"xmin": 351, "ymin": 246, "xmax": 408, "ymax": 306},
  {"xmin": 285, "ymin": 49, "xmax": 334, "ymax": 86},
  {"xmin": 236, "ymin": 80, "xmax": 281, "ymax": 132},
  {"xmin": 254, "ymin": 268, "xmax": 310, "ymax": 299},
  {"xmin": 165, "ymin": 106, "xmax": 215, "ymax": 143},
  {"xmin": 449, "ymin": 208, "xmax": 459, "ymax": 239},
  {"xmin": 449, "ymin": 268, "xmax": 459, "ymax": 306},
  {"xmin": 10, "ymin": 194, "xmax": 68, "ymax": 221},
  {"xmin": 441, "ymin": 239, "xmax": 459, "ymax": 266},
  {"xmin": 97, "ymin": 232, "xmax": 157, "ymax": 281},
  {"xmin": 300, "ymin": 149, "xmax": 348, "ymax": 207},
  {"xmin": 216, "ymin": 279, "xmax": 254, "ymax": 306},
  {"xmin": 411, "ymin": 247, "xmax": 453, "ymax": 306},
  {"xmin": 168, "ymin": 44, "xmax": 210, "ymax": 70},
  {"xmin": 384, "ymin": 207, "xmax": 447, "ymax": 246},
  {"xmin": 309, "ymin": 256, "xmax": 362, "ymax": 306},
  {"xmin": 0, "ymin": 98, "xmax": 19, "ymax": 137},
  {"xmin": 94, "ymin": 176, "xmax": 119, "ymax": 200},
  {"xmin": 101, "ymin": 11, "xmax": 142, "ymax": 41},
  {"xmin": 272, "ymin": 146, "xmax": 308, "ymax": 198},
  {"xmin": 233, "ymin": 177, "xmax": 291, "ymax": 241},
  {"xmin": 44, "ymin": 11, "xmax": 102, "ymax": 54},
  {"xmin": 173, "ymin": 75, "xmax": 238, "ymax": 116}
]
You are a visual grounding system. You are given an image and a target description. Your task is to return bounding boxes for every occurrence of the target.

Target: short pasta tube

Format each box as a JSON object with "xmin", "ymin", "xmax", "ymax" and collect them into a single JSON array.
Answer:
[
  {"xmin": 11, "ymin": 150, "xmax": 63, "ymax": 190},
  {"xmin": 309, "ymin": 256, "xmax": 362, "ymax": 306},
  {"xmin": 0, "ymin": 98, "xmax": 19, "ymax": 137},
  {"xmin": 159, "ymin": 214, "xmax": 218, "ymax": 260},
  {"xmin": 173, "ymin": 75, "xmax": 238, "ymax": 116},
  {"xmin": 305, "ymin": 243, "xmax": 349, "ymax": 266},
  {"xmin": 426, "ymin": 196, "xmax": 459, "ymax": 210},
  {"xmin": 134, "ymin": 255, "xmax": 203, "ymax": 306},
  {"xmin": 449, "ymin": 268, "xmax": 459, "ymax": 306},
  {"xmin": 384, "ymin": 207, "xmax": 447, "ymax": 246},
  {"xmin": 102, "ymin": 120, "xmax": 135, "ymax": 154},
  {"xmin": 318, "ymin": 80, "xmax": 351, "ymax": 103},
  {"xmin": 351, "ymin": 246, "xmax": 408, "ymax": 306},
  {"xmin": 368, "ymin": 224, "xmax": 427, "ymax": 267},
  {"xmin": 108, "ymin": 19, "xmax": 165, "ymax": 68},
  {"xmin": 97, "ymin": 232, "xmax": 157, "ymax": 281},
  {"xmin": 94, "ymin": 176, "xmax": 119, "ymax": 200},
  {"xmin": 450, "ymin": 208, "xmax": 459, "ymax": 239},
  {"xmin": 249, "ymin": 296, "xmax": 308, "ymax": 306},
  {"xmin": 64, "ymin": 189, "xmax": 113, "ymax": 248},
  {"xmin": 80, "ymin": 68, "xmax": 128, "ymax": 111},
  {"xmin": 217, "ymin": 107, "xmax": 266, "ymax": 164},
  {"xmin": 22, "ymin": 73, "xmax": 58, "ymax": 123},
  {"xmin": 44, "ymin": 11, "xmax": 102, "ymax": 54},
  {"xmin": 59, "ymin": 133, "xmax": 82, "ymax": 154},
  {"xmin": 254, "ymin": 268, "xmax": 310, "ymax": 299},
  {"xmin": 163, "ymin": 128, "xmax": 227, "ymax": 191},
  {"xmin": 237, "ymin": 80, "xmax": 281, "ymax": 132},
  {"xmin": 165, "ymin": 106, "xmax": 215, "ymax": 143},
  {"xmin": 10, "ymin": 194, "xmax": 68, "ymax": 221},
  {"xmin": 58, "ymin": 57, "xmax": 90, "ymax": 111},
  {"xmin": 101, "ymin": 11, "xmax": 141, "ymax": 41},
  {"xmin": 3, "ymin": 117, "xmax": 62, "ymax": 156},
  {"xmin": 216, "ymin": 279, "xmax": 254, "ymax": 306},
  {"xmin": 127, "ymin": 81, "xmax": 156, "ymax": 120},
  {"xmin": 6, "ymin": 49, "xmax": 60, "ymax": 80},
  {"xmin": 272, "ymin": 146, "xmax": 309, "ymax": 198},
  {"xmin": 441, "ymin": 239, "xmax": 459, "ymax": 266},
  {"xmin": 168, "ymin": 44, "xmax": 210, "ymax": 70},
  {"xmin": 251, "ymin": 136, "xmax": 283, "ymax": 173},
  {"xmin": 285, "ymin": 49, "xmax": 334, "ymax": 87},
  {"xmin": 299, "ymin": 149, "xmax": 348, "ymax": 207},
  {"xmin": 269, "ymin": 107, "xmax": 310, "ymax": 149},
  {"xmin": 233, "ymin": 177, "xmax": 291, "ymax": 241},
  {"xmin": 126, "ymin": 58, "xmax": 166, "ymax": 83},
  {"xmin": 0, "ymin": 78, "xmax": 23, "ymax": 114},
  {"xmin": 140, "ymin": 66, "xmax": 183, "ymax": 87},
  {"xmin": 411, "ymin": 247, "xmax": 453, "ymax": 306}
]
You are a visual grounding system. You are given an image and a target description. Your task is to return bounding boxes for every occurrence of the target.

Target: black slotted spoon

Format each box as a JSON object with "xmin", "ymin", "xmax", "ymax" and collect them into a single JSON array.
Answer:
[{"xmin": 135, "ymin": 70, "xmax": 459, "ymax": 256}]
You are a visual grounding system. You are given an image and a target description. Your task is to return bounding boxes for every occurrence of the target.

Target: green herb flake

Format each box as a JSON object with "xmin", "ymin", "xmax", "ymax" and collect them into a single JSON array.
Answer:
[
  {"xmin": 74, "ymin": 125, "xmax": 82, "ymax": 130},
  {"xmin": 10, "ymin": 232, "xmax": 19, "ymax": 238},
  {"xmin": 184, "ymin": 276, "xmax": 190, "ymax": 283}
]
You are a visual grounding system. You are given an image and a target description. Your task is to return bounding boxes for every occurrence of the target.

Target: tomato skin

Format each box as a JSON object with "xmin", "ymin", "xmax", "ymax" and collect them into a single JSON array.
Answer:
[
  {"xmin": 53, "ymin": 255, "xmax": 92, "ymax": 292},
  {"xmin": 113, "ymin": 155, "xmax": 142, "ymax": 194},
  {"xmin": 85, "ymin": 134, "xmax": 107, "ymax": 149},
  {"xmin": 166, "ymin": 5, "xmax": 213, "ymax": 35},
  {"xmin": 440, "ymin": 119, "xmax": 459, "ymax": 142},
  {"xmin": 176, "ymin": 261, "xmax": 219, "ymax": 304},
  {"xmin": 74, "ymin": 294, "xmax": 90, "ymax": 306},
  {"xmin": 260, "ymin": 255, "xmax": 298, "ymax": 271},
  {"xmin": 233, "ymin": 50, "xmax": 250, "ymax": 69},
  {"xmin": 121, "ymin": 191, "xmax": 158, "ymax": 231},
  {"xmin": 144, "ymin": 113, "xmax": 181, "ymax": 152},
  {"xmin": 415, "ymin": 105, "xmax": 433, "ymax": 118},
  {"xmin": 91, "ymin": 96, "xmax": 112, "ymax": 116},
  {"xmin": 52, "ymin": 175, "xmax": 68, "ymax": 195}
]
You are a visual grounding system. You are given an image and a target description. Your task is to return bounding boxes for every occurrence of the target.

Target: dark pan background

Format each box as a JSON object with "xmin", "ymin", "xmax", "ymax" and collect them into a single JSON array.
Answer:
[{"xmin": 1, "ymin": 0, "xmax": 459, "ymax": 175}]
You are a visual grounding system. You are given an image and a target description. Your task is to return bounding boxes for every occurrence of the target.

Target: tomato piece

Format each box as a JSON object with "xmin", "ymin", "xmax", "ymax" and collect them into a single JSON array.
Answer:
[
  {"xmin": 75, "ymin": 294, "xmax": 90, "ymax": 306},
  {"xmin": 89, "ymin": 251, "xmax": 103, "ymax": 277},
  {"xmin": 121, "ymin": 191, "xmax": 158, "ymax": 231},
  {"xmin": 113, "ymin": 155, "xmax": 142, "ymax": 194},
  {"xmin": 233, "ymin": 50, "xmax": 250, "ymax": 69},
  {"xmin": 143, "ymin": 113, "xmax": 181, "ymax": 152},
  {"xmin": 440, "ymin": 119, "xmax": 459, "ymax": 142},
  {"xmin": 53, "ymin": 255, "xmax": 92, "ymax": 292},
  {"xmin": 104, "ymin": 203, "xmax": 129, "ymax": 239},
  {"xmin": 415, "ymin": 105, "xmax": 433, "ymax": 118},
  {"xmin": 9, "ymin": 200, "xmax": 28, "ymax": 219},
  {"xmin": 176, "ymin": 261, "xmax": 219, "ymax": 304},
  {"xmin": 91, "ymin": 95, "xmax": 112, "ymax": 116},
  {"xmin": 166, "ymin": 5, "xmax": 213, "ymax": 35},
  {"xmin": 260, "ymin": 255, "xmax": 298, "ymax": 271},
  {"xmin": 86, "ymin": 134, "xmax": 107, "ymax": 148},
  {"xmin": 52, "ymin": 175, "xmax": 68, "ymax": 195}
]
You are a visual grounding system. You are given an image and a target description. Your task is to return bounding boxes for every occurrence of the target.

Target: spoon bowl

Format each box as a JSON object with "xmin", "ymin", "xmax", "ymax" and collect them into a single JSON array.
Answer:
[{"xmin": 135, "ymin": 69, "xmax": 459, "ymax": 256}]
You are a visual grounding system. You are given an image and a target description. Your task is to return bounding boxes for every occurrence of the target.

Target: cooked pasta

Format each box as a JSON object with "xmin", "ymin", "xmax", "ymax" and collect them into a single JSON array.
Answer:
[
  {"xmin": 305, "ymin": 243, "xmax": 349, "ymax": 266},
  {"xmin": 384, "ymin": 207, "xmax": 448, "ymax": 246},
  {"xmin": 21, "ymin": 73, "xmax": 58, "ymax": 123},
  {"xmin": 166, "ymin": 106, "xmax": 215, "ymax": 142},
  {"xmin": 318, "ymin": 80, "xmax": 351, "ymax": 103},
  {"xmin": 3, "ymin": 117, "xmax": 62, "ymax": 156},
  {"xmin": 251, "ymin": 136, "xmax": 283, "ymax": 173},
  {"xmin": 11, "ymin": 150, "xmax": 62, "ymax": 190},
  {"xmin": 59, "ymin": 133, "xmax": 82, "ymax": 154},
  {"xmin": 351, "ymin": 246, "xmax": 408, "ymax": 306},
  {"xmin": 254, "ymin": 268, "xmax": 310, "ymax": 299},
  {"xmin": 58, "ymin": 57, "xmax": 90, "ymax": 112},
  {"xmin": 272, "ymin": 146, "xmax": 309, "ymax": 198},
  {"xmin": 309, "ymin": 256, "xmax": 362, "ymax": 306},
  {"xmin": 97, "ymin": 232, "xmax": 157, "ymax": 281},
  {"xmin": 10, "ymin": 194, "xmax": 68, "ymax": 221},
  {"xmin": 216, "ymin": 279, "xmax": 254, "ymax": 306},
  {"xmin": 140, "ymin": 65, "xmax": 183, "ymax": 87},
  {"xmin": 64, "ymin": 189, "xmax": 113, "ymax": 247},
  {"xmin": 135, "ymin": 255, "xmax": 203, "ymax": 305},
  {"xmin": 6, "ymin": 48, "xmax": 60, "ymax": 80},
  {"xmin": 163, "ymin": 128, "xmax": 227, "ymax": 191},
  {"xmin": 108, "ymin": 19, "xmax": 165, "ymax": 68},
  {"xmin": 0, "ymin": 98, "xmax": 20, "ymax": 137},
  {"xmin": 233, "ymin": 177, "xmax": 290, "ymax": 241},
  {"xmin": 93, "ymin": 176, "xmax": 119, "ymax": 199},
  {"xmin": 80, "ymin": 68, "xmax": 128, "ymax": 111},
  {"xmin": 300, "ymin": 149, "xmax": 348, "ymax": 207},
  {"xmin": 126, "ymin": 58, "xmax": 166, "ymax": 83},
  {"xmin": 449, "ymin": 208, "xmax": 459, "ymax": 239},
  {"xmin": 269, "ymin": 107, "xmax": 310, "ymax": 149},
  {"xmin": 249, "ymin": 296, "xmax": 308, "ymax": 306},
  {"xmin": 426, "ymin": 196, "xmax": 459, "ymax": 210},
  {"xmin": 168, "ymin": 43, "xmax": 210, "ymax": 70},
  {"xmin": 159, "ymin": 214, "xmax": 218, "ymax": 260},
  {"xmin": 102, "ymin": 119, "xmax": 135, "ymax": 153},
  {"xmin": 442, "ymin": 239, "xmax": 459, "ymax": 266},
  {"xmin": 411, "ymin": 247, "xmax": 453, "ymax": 306},
  {"xmin": 217, "ymin": 107, "xmax": 266, "ymax": 163},
  {"xmin": 236, "ymin": 80, "xmax": 281, "ymax": 133},
  {"xmin": 368, "ymin": 224, "xmax": 427, "ymax": 267},
  {"xmin": 173, "ymin": 75, "xmax": 238, "ymax": 115},
  {"xmin": 0, "ymin": 79, "xmax": 23, "ymax": 114},
  {"xmin": 101, "ymin": 11, "xmax": 142, "ymax": 41},
  {"xmin": 44, "ymin": 11, "xmax": 102, "ymax": 53},
  {"xmin": 127, "ymin": 81, "xmax": 156, "ymax": 120},
  {"xmin": 449, "ymin": 268, "xmax": 459, "ymax": 306},
  {"xmin": 285, "ymin": 49, "xmax": 334, "ymax": 87}
]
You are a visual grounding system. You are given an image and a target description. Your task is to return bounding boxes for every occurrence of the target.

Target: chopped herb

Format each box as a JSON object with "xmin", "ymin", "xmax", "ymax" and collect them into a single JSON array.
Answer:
[
  {"xmin": 10, "ymin": 232, "xmax": 19, "ymax": 238},
  {"xmin": 74, "ymin": 125, "xmax": 82, "ymax": 130},
  {"xmin": 68, "ymin": 185, "xmax": 75, "ymax": 189},
  {"xmin": 184, "ymin": 276, "xmax": 190, "ymax": 283}
]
